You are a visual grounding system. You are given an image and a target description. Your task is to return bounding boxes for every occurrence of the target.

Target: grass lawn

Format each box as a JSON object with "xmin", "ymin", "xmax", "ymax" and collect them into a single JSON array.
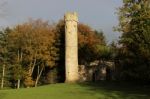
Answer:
[{"xmin": 0, "ymin": 81, "xmax": 150, "ymax": 99}]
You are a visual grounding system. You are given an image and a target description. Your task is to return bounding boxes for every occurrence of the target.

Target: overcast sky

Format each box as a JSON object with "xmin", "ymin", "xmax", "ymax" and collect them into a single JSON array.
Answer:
[{"xmin": 0, "ymin": 0, "xmax": 122, "ymax": 42}]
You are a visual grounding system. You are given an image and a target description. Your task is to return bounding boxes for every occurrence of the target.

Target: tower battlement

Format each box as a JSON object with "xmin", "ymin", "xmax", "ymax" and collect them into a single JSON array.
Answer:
[{"xmin": 64, "ymin": 12, "xmax": 78, "ymax": 22}]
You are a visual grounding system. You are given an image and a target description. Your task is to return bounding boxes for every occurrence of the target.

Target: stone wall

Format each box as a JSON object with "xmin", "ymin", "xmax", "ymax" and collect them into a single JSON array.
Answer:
[{"xmin": 79, "ymin": 61, "xmax": 115, "ymax": 82}]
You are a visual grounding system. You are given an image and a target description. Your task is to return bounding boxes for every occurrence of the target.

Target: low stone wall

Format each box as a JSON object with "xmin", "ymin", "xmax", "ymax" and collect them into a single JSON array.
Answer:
[{"xmin": 79, "ymin": 61, "xmax": 115, "ymax": 82}]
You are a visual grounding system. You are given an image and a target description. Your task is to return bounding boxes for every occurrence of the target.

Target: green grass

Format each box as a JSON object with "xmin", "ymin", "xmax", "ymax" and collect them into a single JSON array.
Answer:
[{"xmin": 0, "ymin": 82, "xmax": 150, "ymax": 99}]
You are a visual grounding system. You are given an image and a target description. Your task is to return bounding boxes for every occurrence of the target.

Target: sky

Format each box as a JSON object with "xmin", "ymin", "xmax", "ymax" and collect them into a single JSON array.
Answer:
[{"xmin": 0, "ymin": 0, "xmax": 123, "ymax": 43}]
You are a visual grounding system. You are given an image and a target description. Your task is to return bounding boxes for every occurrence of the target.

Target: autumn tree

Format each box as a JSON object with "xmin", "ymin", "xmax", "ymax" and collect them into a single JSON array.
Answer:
[
  {"xmin": 55, "ymin": 20, "xmax": 106, "ymax": 65},
  {"xmin": 78, "ymin": 23, "xmax": 106, "ymax": 64},
  {"xmin": 55, "ymin": 20, "xmax": 106, "ymax": 81},
  {"xmin": 7, "ymin": 19, "xmax": 59, "ymax": 87},
  {"xmin": 0, "ymin": 18, "xmax": 107, "ymax": 88}
]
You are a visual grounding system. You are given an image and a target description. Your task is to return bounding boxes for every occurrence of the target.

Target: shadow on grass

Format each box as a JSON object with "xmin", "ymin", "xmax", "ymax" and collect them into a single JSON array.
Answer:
[{"xmin": 78, "ymin": 81, "xmax": 150, "ymax": 99}]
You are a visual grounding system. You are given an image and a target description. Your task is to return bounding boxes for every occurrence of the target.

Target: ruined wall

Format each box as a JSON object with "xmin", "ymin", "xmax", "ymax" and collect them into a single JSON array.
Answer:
[{"xmin": 79, "ymin": 61, "xmax": 115, "ymax": 82}]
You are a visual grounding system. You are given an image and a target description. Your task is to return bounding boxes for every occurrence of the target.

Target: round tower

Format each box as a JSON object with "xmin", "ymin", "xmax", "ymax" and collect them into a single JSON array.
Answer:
[{"xmin": 64, "ymin": 12, "xmax": 79, "ymax": 83}]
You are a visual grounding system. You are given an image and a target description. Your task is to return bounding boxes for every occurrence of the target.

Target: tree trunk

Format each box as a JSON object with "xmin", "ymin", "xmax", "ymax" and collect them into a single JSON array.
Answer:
[
  {"xmin": 31, "ymin": 51, "xmax": 37, "ymax": 75},
  {"xmin": 16, "ymin": 50, "xmax": 22, "ymax": 89},
  {"xmin": 1, "ymin": 64, "xmax": 5, "ymax": 89},
  {"xmin": 31, "ymin": 58, "xmax": 37, "ymax": 75},
  {"xmin": 17, "ymin": 79, "xmax": 20, "ymax": 89},
  {"xmin": 38, "ymin": 65, "xmax": 40, "ymax": 75},
  {"xmin": 35, "ymin": 65, "xmax": 44, "ymax": 87}
]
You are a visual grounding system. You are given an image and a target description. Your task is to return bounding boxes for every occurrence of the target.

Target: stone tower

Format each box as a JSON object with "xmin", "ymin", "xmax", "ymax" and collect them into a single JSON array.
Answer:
[{"xmin": 64, "ymin": 12, "xmax": 79, "ymax": 82}]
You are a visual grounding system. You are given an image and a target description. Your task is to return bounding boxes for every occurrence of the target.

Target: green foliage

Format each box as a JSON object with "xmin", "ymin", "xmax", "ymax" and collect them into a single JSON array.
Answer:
[
  {"xmin": 0, "ymin": 28, "xmax": 12, "ymax": 88},
  {"xmin": 116, "ymin": 0, "xmax": 150, "ymax": 81},
  {"xmin": 11, "ymin": 64, "xmax": 23, "ymax": 80},
  {"xmin": 78, "ymin": 23, "xmax": 106, "ymax": 64},
  {"xmin": 0, "ymin": 19, "xmax": 60, "ymax": 88},
  {"xmin": 94, "ymin": 45, "xmax": 113, "ymax": 60},
  {"xmin": 0, "ymin": 19, "xmax": 107, "ymax": 88}
]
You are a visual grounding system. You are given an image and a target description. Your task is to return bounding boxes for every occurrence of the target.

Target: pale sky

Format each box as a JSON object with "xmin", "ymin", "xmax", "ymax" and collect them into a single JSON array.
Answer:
[{"xmin": 0, "ymin": 0, "xmax": 123, "ymax": 42}]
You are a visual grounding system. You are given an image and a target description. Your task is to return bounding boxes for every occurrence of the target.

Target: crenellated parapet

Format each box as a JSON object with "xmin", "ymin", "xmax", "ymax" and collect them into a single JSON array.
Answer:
[{"xmin": 64, "ymin": 12, "xmax": 78, "ymax": 22}]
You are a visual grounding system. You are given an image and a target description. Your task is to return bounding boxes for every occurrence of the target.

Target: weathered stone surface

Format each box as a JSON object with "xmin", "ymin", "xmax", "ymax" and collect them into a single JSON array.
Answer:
[
  {"xmin": 64, "ymin": 12, "xmax": 79, "ymax": 83},
  {"xmin": 79, "ymin": 61, "xmax": 115, "ymax": 82}
]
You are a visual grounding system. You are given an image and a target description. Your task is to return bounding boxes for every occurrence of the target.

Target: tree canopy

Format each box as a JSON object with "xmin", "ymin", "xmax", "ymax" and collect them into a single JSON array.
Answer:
[
  {"xmin": 0, "ymin": 19, "xmax": 107, "ymax": 88},
  {"xmin": 115, "ymin": 0, "xmax": 150, "ymax": 81}
]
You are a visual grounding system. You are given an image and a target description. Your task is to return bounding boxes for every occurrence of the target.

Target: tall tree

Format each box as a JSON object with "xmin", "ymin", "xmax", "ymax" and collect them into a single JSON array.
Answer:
[
  {"xmin": 78, "ymin": 23, "xmax": 106, "ymax": 64},
  {"xmin": 116, "ymin": 0, "xmax": 150, "ymax": 81},
  {"xmin": 7, "ymin": 19, "xmax": 59, "ymax": 87},
  {"xmin": 0, "ymin": 28, "xmax": 11, "ymax": 89}
]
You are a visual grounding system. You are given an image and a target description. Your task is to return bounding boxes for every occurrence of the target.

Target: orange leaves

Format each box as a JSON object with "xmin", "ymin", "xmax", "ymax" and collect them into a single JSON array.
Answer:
[{"xmin": 78, "ymin": 23, "xmax": 104, "ymax": 48}]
